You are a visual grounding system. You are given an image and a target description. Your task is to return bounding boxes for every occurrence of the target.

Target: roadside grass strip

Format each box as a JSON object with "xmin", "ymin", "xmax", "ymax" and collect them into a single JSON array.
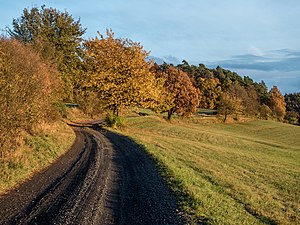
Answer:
[{"xmin": 0, "ymin": 122, "xmax": 75, "ymax": 194}]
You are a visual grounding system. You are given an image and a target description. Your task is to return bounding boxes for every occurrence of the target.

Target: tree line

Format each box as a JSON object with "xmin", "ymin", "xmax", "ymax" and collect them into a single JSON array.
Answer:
[
  {"xmin": 1, "ymin": 5, "xmax": 298, "ymax": 157},
  {"xmin": 174, "ymin": 61, "xmax": 288, "ymax": 122}
]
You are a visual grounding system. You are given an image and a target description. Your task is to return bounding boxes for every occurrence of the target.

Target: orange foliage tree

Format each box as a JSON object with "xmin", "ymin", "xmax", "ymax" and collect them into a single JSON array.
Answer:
[
  {"xmin": 268, "ymin": 86, "xmax": 286, "ymax": 121},
  {"xmin": 154, "ymin": 64, "xmax": 199, "ymax": 120},
  {"xmin": 84, "ymin": 29, "xmax": 160, "ymax": 115}
]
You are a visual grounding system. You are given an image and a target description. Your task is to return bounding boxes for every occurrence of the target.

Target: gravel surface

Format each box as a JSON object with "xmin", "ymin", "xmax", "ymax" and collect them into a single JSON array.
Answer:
[{"xmin": 0, "ymin": 125, "xmax": 186, "ymax": 225}]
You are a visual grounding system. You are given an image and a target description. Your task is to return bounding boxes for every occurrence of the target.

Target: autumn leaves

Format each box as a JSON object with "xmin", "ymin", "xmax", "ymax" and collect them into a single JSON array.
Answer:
[
  {"xmin": 83, "ymin": 30, "xmax": 200, "ymax": 119},
  {"xmin": 84, "ymin": 30, "xmax": 160, "ymax": 116},
  {"xmin": 4, "ymin": 5, "xmax": 288, "ymax": 123}
]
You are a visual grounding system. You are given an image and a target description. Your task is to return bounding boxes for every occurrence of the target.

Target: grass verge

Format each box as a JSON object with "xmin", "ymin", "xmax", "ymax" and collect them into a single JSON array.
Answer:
[
  {"xmin": 0, "ymin": 121, "xmax": 75, "ymax": 194},
  {"xmin": 121, "ymin": 115, "xmax": 300, "ymax": 225}
]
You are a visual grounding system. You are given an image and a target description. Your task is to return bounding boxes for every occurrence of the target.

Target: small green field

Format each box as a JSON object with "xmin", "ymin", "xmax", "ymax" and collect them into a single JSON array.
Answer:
[{"xmin": 122, "ymin": 115, "xmax": 300, "ymax": 224}]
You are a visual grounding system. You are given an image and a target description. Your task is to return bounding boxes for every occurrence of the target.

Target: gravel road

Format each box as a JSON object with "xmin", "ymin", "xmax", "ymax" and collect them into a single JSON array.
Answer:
[{"xmin": 0, "ymin": 124, "xmax": 186, "ymax": 225}]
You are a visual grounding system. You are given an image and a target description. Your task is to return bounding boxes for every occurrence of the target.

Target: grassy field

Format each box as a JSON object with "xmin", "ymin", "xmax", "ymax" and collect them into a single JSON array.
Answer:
[
  {"xmin": 0, "ymin": 121, "xmax": 75, "ymax": 194},
  {"xmin": 122, "ymin": 115, "xmax": 300, "ymax": 224}
]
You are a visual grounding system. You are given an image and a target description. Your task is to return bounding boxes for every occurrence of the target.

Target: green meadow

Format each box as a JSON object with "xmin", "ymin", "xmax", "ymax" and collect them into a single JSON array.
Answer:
[{"xmin": 123, "ymin": 115, "xmax": 300, "ymax": 224}]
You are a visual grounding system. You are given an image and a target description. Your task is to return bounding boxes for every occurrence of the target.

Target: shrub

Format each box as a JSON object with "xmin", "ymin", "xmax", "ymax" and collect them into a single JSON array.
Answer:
[
  {"xmin": 53, "ymin": 101, "xmax": 68, "ymax": 119},
  {"xmin": 75, "ymin": 90, "xmax": 103, "ymax": 118},
  {"xmin": 105, "ymin": 112, "xmax": 125, "ymax": 129},
  {"xmin": 0, "ymin": 37, "xmax": 61, "ymax": 159},
  {"xmin": 285, "ymin": 111, "xmax": 299, "ymax": 125}
]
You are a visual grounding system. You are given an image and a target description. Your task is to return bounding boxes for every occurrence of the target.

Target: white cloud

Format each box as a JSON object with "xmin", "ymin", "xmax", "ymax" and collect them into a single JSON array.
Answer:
[{"xmin": 249, "ymin": 46, "xmax": 264, "ymax": 57}]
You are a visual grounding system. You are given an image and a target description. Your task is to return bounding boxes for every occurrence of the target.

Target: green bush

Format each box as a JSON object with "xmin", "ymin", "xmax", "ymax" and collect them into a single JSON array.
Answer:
[
  {"xmin": 53, "ymin": 101, "xmax": 68, "ymax": 119},
  {"xmin": 105, "ymin": 112, "xmax": 125, "ymax": 129}
]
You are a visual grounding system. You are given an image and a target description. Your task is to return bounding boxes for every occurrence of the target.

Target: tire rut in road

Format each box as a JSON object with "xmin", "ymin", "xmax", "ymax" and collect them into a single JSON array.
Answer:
[
  {"xmin": 0, "ymin": 128, "xmax": 117, "ymax": 225},
  {"xmin": 0, "ymin": 126, "xmax": 186, "ymax": 225},
  {"xmin": 102, "ymin": 129, "xmax": 186, "ymax": 225}
]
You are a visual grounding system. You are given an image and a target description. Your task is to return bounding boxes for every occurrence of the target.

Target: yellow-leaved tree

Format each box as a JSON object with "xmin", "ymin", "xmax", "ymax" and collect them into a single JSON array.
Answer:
[
  {"xmin": 268, "ymin": 86, "xmax": 286, "ymax": 121},
  {"xmin": 84, "ymin": 29, "xmax": 160, "ymax": 115}
]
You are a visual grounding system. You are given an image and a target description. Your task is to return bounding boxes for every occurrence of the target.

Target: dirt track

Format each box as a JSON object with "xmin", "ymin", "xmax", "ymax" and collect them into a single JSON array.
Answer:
[{"xmin": 0, "ymin": 125, "xmax": 186, "ymax": 224}]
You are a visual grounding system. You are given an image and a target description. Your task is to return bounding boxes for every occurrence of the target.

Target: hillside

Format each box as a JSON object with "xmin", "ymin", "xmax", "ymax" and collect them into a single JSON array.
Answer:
[{"xmin": 122, "ymin": 116, "xmax": 300, "ymax": 224}]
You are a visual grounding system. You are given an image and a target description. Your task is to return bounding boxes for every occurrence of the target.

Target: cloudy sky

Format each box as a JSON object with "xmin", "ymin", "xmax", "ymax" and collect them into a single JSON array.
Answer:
[{"xmin": 1, "ymin": 0, "xmax": 299, "ymax": 93}]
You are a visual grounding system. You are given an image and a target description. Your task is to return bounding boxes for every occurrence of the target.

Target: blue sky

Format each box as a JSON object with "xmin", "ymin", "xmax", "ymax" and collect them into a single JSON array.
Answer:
[{"xmin": 1, "ymin": 0, "xmax": 299, "ymax": 93}]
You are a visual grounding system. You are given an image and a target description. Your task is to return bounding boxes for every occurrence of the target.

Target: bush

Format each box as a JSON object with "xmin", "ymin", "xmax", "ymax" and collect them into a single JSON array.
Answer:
[
  {"xmin": 53, "ymin": 101, "xmax": 68, "ymax": 119},
  {"xmin": 75, "ymin": 90, "xmax": 103, "ymax": 118},
  {"xmin": 0, "ymin": 38, "xmax": 61, "ymax": 159},
  {"xmin": 285, "ymin": 111, "xmax": 299, "ymax": 125},
  {"xmin": 105, "ymin": 112, "xmax": 125, "ymax": 129},
  {"xmin": 259, "ymin": 104, "xmax": 273, "ymax": 120}
]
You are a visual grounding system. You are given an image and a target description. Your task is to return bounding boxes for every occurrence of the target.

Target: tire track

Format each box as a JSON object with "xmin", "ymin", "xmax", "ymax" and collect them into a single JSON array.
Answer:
[{"xmin": 0, "ymin": 124, "xmax": 186, "ymax": 225}]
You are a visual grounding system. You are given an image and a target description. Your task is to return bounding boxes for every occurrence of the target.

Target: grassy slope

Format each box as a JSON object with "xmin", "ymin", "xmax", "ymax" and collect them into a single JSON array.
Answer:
[
  {"xmin": 0, "ymin": 121, "xmax": 75, "ymax": 194},
  {"xmin": 122, "ymin": 116, "xmax": 300, "ymax": 225}
]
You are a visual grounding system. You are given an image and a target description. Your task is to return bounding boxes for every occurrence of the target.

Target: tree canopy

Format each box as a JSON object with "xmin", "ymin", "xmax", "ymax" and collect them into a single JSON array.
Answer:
[
  {"xmin": 285, "ymin": 92, "xmax": 300, "ymax": 113},
  {"xmin": 175, "ymin": 61, "xmax": 289, "ymax": 121},
  {"xmin": 4, "ymin": 5, "xmax": 291, "ymax": 124},
  {"xmin": 196, "ymin": 77, "xmax": 221, "ymax": 109},
  {"xmin": 154, "ymin": 64, "xmax": 199, "ymax": 120},
  {"xmin": 84, "ymin": 29, "xmax": 160, "ymax": 115},
  {"xmin": 8, "ymin": 5, "xmax": 86, "ymax": 100},
  {"xmin": 284, "ymin": 92, "xmax": 300, "ymax": 124},
  {"xmin": 218, "ymin": 89, "xmax": 244, "ymax": 122},
  {"xmin": 269, "ymin": 86, "xmax": 286, "ymax": 121}
]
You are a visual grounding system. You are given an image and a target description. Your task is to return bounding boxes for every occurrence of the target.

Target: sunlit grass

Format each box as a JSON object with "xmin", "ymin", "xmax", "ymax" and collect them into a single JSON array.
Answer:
[{"xmin": 122, "ymin": 116, "xmax": 300, "ymax": 224}]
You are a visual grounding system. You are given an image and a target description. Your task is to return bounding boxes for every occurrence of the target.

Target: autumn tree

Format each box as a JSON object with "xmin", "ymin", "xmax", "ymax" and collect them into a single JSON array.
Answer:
[
  {"xmin": 84, "ymin": 29, "xmax": 160, "ymax": 115},
  {"xmin": 259, "ymin": 104, "xmax": 273, "ymax": 120},
  {"xmin": 226, "ymin": 83, "xmax": 260, "ymax": 116},
  {"xmin": 196, "ymin": 77, "xmax": 221, "ymax": 109},
  {"xmin": 268, "ymin": 86, "xmax": 286, "ymax": 121},
  {"xmin": 159, "ymin": 60, "xmax": 274, "ymax": 120},
  {"xmin": 218, "ymin": 91, "xmax": 244, "ymax": 122},
  {"xmin": 243, "ymin": 86, "xmax": 260, "ymax": 116},
  {"xmin": 155, "ymin": 65, "xmax": 199, "ymax": 120},
  {"xmin": 8, "ymin": 5, "xmax": 86, "ymax": 100}
]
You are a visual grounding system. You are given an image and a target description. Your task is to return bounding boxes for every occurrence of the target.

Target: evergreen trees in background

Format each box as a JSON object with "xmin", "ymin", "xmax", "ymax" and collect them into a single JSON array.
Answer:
[
  {"xmin": 175, "ymin": 60, "xmax": 290, "ymax": 122},
  {"xmin": 284, "ymin": 93, "xmax": 300, "ymax": 124}
]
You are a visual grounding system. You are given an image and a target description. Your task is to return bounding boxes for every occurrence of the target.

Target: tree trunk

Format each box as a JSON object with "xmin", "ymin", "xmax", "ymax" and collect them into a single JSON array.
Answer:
[
  {"xmin": 167, "ymin": 108, "xmax": 174, "ymax": 120},
  {"xmin": 112, "ymin": 105, "xmax": 119, "ymax": 116},
  {"xmin": 223, "ymin": 114, "xmax": 227, "ymax": 122}
]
